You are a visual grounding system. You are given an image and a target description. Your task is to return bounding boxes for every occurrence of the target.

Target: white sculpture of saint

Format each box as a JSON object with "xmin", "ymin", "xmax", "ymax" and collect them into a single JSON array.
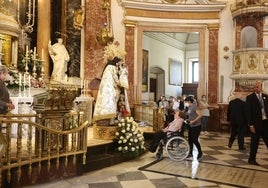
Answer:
[{"xmin": 48, "ymin": 38, "xmax": 70, "ymax": 83}]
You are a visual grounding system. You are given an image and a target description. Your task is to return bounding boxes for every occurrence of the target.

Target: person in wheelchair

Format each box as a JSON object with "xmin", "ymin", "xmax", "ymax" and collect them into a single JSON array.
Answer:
[{"xmin": 147, "ymin": 110, "xmax": 185, "ymax": 153}]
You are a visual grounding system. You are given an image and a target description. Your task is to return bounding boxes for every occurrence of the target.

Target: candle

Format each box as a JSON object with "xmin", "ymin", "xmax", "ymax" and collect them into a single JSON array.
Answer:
[
  {"xmin": 41, "ymin": 48, "xmax": 44, "ymax": 60},
  {"xmin": 19, "ymin": 73, "xmax": 22, "ymax": 86},
  {"xmin": 26, "ymin": 45, "xmax": 29, "ymax": 57},
  {"xmin": 81, "ymin": 79, "xmax": 83, "ymax": 88},
  {"xmin": 33, "ymin": 47, "xmax": 36, "ymax": 59},
  {"xmin": 28, "ymin": 75, "xmax": 31, "ymax": 87},
  {"xmin": 23, "ymin": 74, "xmax": 26, "ymax": 85}
]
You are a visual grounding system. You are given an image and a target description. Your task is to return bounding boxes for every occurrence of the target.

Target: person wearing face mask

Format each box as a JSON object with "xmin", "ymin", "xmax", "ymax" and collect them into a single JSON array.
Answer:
[
  {"xmin": 199, "ymin": 94, "xmax": 210, "ymax": 134},
  {"xmin": 227, "ymin": 92, "xmax": 247, "ymax": 150},
  {"xmin": 184, "ymin": 96, "xmax": 203, "ymax": 161}
]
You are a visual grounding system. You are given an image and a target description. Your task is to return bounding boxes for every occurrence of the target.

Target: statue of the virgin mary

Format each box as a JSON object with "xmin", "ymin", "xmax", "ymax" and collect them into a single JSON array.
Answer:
[{"xmin": 93, "ymin": 42, "xmax": 130, "ymax": 123}]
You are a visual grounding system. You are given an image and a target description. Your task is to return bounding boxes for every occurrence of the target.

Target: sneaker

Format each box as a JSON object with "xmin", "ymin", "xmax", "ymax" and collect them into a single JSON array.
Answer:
[
  {"xmin": 197, "ymin": 153, "xmax": 203, "ymax": 161},
  {"xmin": 186, "ymin": 154, "xmax": 193, "ymax": 161}
]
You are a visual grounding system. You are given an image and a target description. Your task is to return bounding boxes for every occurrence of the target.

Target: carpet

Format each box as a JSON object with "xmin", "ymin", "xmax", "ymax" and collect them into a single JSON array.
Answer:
[{"xmin": 139, "ymin": 158, "xmax": 268, "ymax": 188}]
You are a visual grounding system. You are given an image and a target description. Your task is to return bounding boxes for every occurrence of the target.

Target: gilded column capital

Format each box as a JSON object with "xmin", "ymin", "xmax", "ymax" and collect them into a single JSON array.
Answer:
[
  {"xmin": 124, "ymin": 20, "xmax": 137, "ymax": 27},
  {"xmin": 207, "ymin": 23, "xmax": 219, "ymax": 30}
]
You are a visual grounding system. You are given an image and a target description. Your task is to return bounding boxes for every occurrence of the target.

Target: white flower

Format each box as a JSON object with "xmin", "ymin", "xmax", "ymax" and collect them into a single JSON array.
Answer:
[
  {"xmin": 131, "ymin": 147, "xmax": 135, "ymax": 151},
  {"xmin": 124, "ymin": 146, "xmax": 128, "ymax": 150},
  {"xmin": 134, "ymin": 139, "xmax": 138, "ymax": 143},
  {"xmin": 130, "ymin": 138, "xmax": 134, "ymax": 142},
  {"xmin": 115, "ymin": 132, "xmax": 119, "ymax": 136},
  {"xmin": 122, "ymin": 129, "xmax": 126, "ymax": 133},
  {"xmin": 123, "ymin": 139, "xmax": 127, "ymax": 143},
  {"xmin": 118, "ymin": 146, "xmax": 122, "ymax": 151},
  {"xmin": 120, "ymin": 136, "xmax": 124, "ymax": 140},
  {"xmin": 118, "ymin": 140, "xmax": 122, "ymax": 144}
]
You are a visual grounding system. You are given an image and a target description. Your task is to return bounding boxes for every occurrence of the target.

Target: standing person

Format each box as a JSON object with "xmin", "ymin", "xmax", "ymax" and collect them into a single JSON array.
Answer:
[
  {"xmin": 227, "ymin": 92, "xmax": 247, "ymax": 150},
  {"xmin": 246, "ymin": 81, "xmax": 268, "ymax": 165},
  {"xmin": 48, "ymin": 37, "xmax": 70, "ymax": 82},
  {"xmin": 158, "ymin": 95, "xmax": 169, "ymax": 127},
  {"xmin": 184, "ymin": 96, "xmax": 203, "ymax": 161},
  {"xmin": 199, "ymin": 94, "xmax": 210, "ymax": 134},
  {"xmin": 93, "ymin": 42, "xmax": 127, "ymax": 123},
  {"xmin": 0, "ymin": 65, "xmax": 15, "ymax": 114}
]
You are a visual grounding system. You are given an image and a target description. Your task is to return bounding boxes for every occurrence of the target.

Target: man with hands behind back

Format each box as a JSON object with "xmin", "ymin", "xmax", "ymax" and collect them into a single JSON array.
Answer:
[{"xmin": 246, "ymin": 81, "xmax": 268, "ymax": 165}]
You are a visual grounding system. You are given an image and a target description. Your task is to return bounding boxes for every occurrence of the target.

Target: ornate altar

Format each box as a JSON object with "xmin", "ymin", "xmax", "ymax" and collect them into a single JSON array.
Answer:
[{"xmin": 33, "ymin": 84, "xmax": 79, "ymax": 151}]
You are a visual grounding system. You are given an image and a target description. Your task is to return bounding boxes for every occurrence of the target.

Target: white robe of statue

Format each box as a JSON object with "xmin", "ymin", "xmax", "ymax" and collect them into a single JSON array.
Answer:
[
  {"xmin": 48, "ymin": 38, "xmax": 70, "ymax": 83},
  {"xmin": 93, "ymin": 61, "xmax": 130, "ymax": 122}
]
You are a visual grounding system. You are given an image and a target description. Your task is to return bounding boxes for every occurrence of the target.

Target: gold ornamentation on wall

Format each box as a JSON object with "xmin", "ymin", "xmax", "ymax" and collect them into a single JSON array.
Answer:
[
  {"xmin": 162, "ymin": 0, "xmax": 186, "ymax": 3},
  {"xmin": 263, "ymin": 54, "xmax": 268, "ymax": 71},
  {"xmin": 234, "ymin": 55, "xmax": 241, "ymax": 71},
  {"xmin": 248, "ymin": 54, "xmax": 258, "ymax": 70},
  {"xmin": 73, "ymin": 7, "xmax": 85, "ymax": 30}
]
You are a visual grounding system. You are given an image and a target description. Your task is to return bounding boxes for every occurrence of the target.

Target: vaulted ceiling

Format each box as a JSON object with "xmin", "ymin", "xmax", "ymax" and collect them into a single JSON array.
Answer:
[{"xmin": 144, "ymin": 31, "xmax": 199, "ymax": 51}]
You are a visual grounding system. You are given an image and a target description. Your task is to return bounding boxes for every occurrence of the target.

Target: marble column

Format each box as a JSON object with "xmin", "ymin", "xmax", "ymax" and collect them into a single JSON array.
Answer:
[
  {"xmin": 208, "ymin": 26, "xmax": 219, "ymax": 104},
  {"xmin": 37, "ymin": 0, "xmax": 51, "ymax": 77},
  {"xmin": 124, "ymin": 24, "xmax": 135, "ymax": 105}
]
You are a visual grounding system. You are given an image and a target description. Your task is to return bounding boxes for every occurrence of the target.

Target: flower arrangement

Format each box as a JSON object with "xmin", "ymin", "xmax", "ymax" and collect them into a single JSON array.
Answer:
[
  {"xmin": 5, "ymin": 67, "xmax": 20, "ymax": 89},
  {"xmin": 113, "ymin": 116, "xmax": 145, "ymax": 158}
]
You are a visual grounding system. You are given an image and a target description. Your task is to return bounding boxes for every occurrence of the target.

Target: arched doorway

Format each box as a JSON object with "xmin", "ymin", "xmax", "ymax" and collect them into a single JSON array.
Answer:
[{"xmin": 149, "ymin": 66, "xmax": 165, "ymax": 102}]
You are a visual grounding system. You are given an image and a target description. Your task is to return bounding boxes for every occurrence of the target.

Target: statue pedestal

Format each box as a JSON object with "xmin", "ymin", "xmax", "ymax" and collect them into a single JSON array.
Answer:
[{"xmin": 93, "ymin": 124, "xmax": 119, "ymax": 140}]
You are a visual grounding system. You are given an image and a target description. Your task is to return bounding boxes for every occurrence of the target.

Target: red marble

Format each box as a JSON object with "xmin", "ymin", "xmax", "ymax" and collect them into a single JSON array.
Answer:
[{"xmin": 208, "ymin": 29, "xmax": 219, "ymax": 104}]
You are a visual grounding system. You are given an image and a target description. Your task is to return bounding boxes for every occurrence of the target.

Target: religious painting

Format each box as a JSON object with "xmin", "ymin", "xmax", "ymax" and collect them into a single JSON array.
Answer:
[
  {"xmin": 169, "ymin": 58, "xmax": 182, "ymax": 85},
  {"xmin": 142, "ymin": 49, "xmax": 149, "ymax": 92}
]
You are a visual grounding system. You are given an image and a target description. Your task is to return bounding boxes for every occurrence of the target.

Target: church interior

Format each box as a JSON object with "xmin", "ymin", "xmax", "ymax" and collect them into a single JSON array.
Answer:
[{"xmin": 1, "ymin": 0, "xmax": 268, "ymax": 187}]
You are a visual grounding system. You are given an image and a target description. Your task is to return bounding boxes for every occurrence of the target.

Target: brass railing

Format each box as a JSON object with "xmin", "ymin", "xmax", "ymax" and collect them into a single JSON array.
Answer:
[{"xmin": 0, "ymin": 112, "xmax": 88, "ymax": 187}]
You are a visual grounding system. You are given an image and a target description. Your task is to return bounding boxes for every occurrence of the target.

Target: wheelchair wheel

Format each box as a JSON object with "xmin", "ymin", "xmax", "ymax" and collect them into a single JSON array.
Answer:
[{"xmin": 165, "ymin": 136, "xmax": 189, "ymax": 161}]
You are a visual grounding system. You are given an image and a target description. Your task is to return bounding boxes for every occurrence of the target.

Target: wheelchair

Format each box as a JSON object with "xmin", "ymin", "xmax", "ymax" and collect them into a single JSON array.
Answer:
[{"xmin": 155, "ymin": 123, "xmax": 190, "ymax": 161}]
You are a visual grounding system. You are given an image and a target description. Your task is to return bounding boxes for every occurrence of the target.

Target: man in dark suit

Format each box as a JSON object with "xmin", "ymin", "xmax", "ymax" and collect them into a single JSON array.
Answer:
[
  {"xmin": 227, "ymin": 92, "xmax": 247, "ymax": 150},
  {"xmin": 246, "ymin": 81, "xmax": 268, "ymax": 165}
]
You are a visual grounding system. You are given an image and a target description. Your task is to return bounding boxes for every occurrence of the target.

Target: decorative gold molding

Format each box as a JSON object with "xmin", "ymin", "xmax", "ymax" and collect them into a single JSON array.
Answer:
[
  {"xmin": 207, "ymin": 23, "xmax": 220, "ymax": 30},
  {"xmin": 124, "ymin": 20, "xmax": 137, "ymax": 27},
  {"xmin": 125, "ymin": 8, "xmax": 220, "ymax": 19},
  {"xmin": 73, "ymin": 7, "xmax": 85, "ymax": 30}
]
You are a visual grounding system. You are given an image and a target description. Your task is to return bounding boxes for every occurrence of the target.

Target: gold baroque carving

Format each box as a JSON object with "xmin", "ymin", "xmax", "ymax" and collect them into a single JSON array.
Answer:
[
  {"xmin": 73, "ymin": 7, "xmax": 85, "ymax": 30},
  {"xmin": 234, "ymin": 55, "xmax": 241, "ymax": 71},
  {"xmin": 162, "ymin": 0, "xmax": 186, "ymax": 4},
  {"xmin": 263, "ymin": 54, "xmax": 268, "ymax": 71},
  {"xmin": 248, "ymin": 54, "xmax": 258, "ymax": 70}
]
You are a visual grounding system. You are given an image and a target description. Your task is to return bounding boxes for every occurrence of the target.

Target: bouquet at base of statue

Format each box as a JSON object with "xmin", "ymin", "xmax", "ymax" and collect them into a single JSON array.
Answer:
[{"xmin": 113, "ymin": 117, "xmax": 145, "ymax": 158}]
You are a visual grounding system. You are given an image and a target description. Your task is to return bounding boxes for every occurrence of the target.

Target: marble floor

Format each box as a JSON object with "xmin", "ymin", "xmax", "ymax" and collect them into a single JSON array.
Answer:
[{"xmin": 23, "ymin": 130, "xmax": 268, "ymax": 188}]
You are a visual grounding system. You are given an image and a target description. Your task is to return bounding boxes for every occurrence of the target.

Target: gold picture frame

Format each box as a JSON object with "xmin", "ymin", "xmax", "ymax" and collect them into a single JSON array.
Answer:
[
  {"xmin": 142, "ymin": 49, "xmax": 149, "ymax": 92},
  {"xmin": 169, "ymin": 58, "xmax": 182, "ymax": 85}
]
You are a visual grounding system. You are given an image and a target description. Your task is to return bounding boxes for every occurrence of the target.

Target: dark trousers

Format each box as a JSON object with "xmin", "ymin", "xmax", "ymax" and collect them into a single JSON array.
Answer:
[
  {"xmin": 149, "ymin": 131, "xmax": 166, "ymax": 152},
  {"xmin": 228, "ymin": 123, "xmax": 246, "ymax": 149},
  {"xmin": 188, "ymin": 125, "xmax": 202, "ymax": 156},
  {"xmin": 249, "ymin": 119, "xmax": 268, "ymax": 162}
]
